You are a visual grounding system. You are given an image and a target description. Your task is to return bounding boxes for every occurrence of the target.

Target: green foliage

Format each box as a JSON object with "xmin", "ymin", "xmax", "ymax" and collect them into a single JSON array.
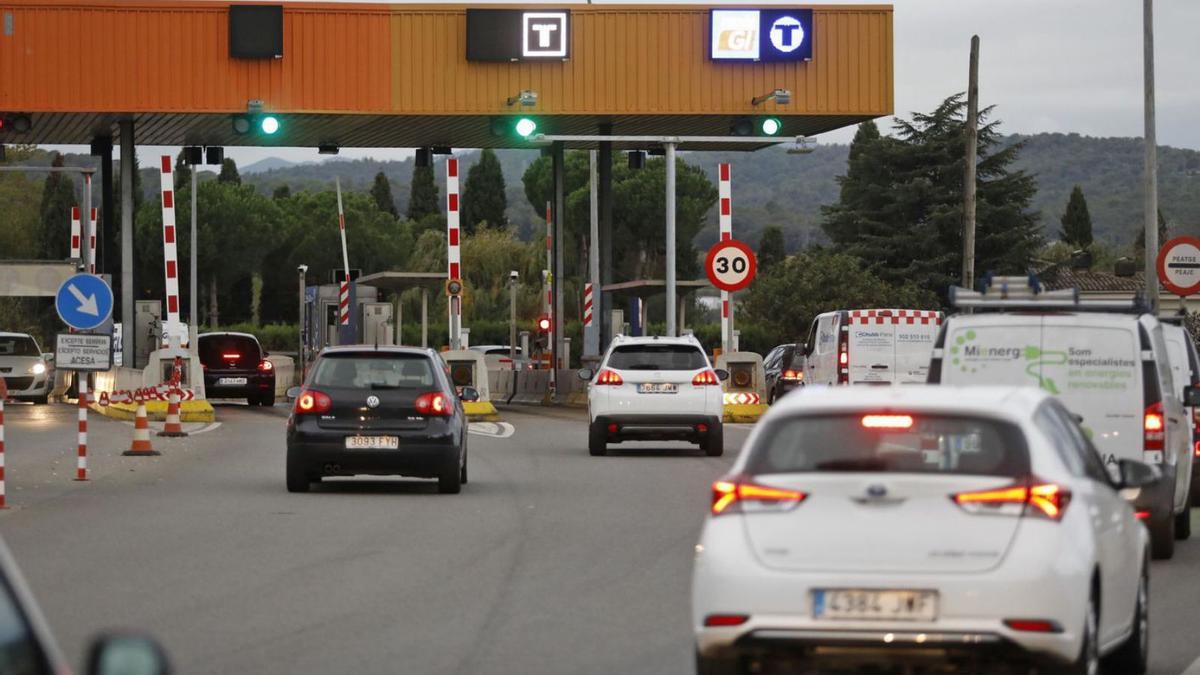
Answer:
[
  {"xmin": 461, "ymin": 149, "xmax": 507, "ymax": 233},
  {"xmin": 1059, "ymin": 185, "xmax": 1093, "ymax": 248},
  {"xmin": 272, "ymin": 184, "xmax": 291, "ymax": 200},
  {"xmin": 407, "ymin": 164, "xmax": 439, "ymax": 221},
  {"xmin": 37, "ymin": 152, "xmax": 77, "ymax": 261},
  {"xmin": 740, "ymin": 249, "xmax": 939, "ymax": 342},
  {"xmin": 370, "ymin": 171, "xmax": 399, "ymax": 218},
  {"xmin": 218, "ymin": 158, "xmax": 241, "ymax": 185},
  {"xmin": 174, "ymin": 151, "xmax": 192, "ymax": 192},
  {"xmin": 756, "ymin": 225, "xmax": 786, "ymax": 271},
  {"xmin": 822, "ymin": 94, "xmax": 1043, "ymax": 299},
  {"xmin": 210, "ymin": 322, "xmax": 298, "ymax": 352}
]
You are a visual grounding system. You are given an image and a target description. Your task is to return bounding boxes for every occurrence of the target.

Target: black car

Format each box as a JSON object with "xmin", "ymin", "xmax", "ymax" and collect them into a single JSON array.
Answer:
[
  {"xmin": 199, "ymin": 332, "xmax": 276, "ymax": 406},
  {"xmin": 285, "ymin": 346, "xmax": 477, "ymax": 494},
  {"xmin": 763, "ymin": 343, "xmax": 804, "ymax": 403}
]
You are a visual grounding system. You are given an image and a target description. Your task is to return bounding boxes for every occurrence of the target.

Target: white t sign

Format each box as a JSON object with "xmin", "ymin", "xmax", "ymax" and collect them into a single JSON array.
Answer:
[{"xmin": 523, "ymin": 12, "xmax": 568, "ymax": 58}]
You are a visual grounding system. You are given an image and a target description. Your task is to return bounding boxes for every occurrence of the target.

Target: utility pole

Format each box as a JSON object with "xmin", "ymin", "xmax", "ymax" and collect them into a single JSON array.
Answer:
[
  {"xmin": 585, "ymin": 150, "xmax": 600, "ymax": 359},
  {"xmin": 664, "ymin": 141, "xmax": 677, "ymax": 337},
  {"xmin": 961, "ymin": 35, "xmax": 980, "ymax": 292},
  {"xmin": 1143, "ymin": 0, "xmax": 1159, "ymax": 313},
  {"xmin": 509, "ymin": 271, "xmax": 518, "ymax": 362},
  {"xmin": 190, "ymin": 160, "xmax": 198, "ymax": 344},
  {"xmin": 297, "ymin": 265, "xmax": 307, "ymax": 382}
]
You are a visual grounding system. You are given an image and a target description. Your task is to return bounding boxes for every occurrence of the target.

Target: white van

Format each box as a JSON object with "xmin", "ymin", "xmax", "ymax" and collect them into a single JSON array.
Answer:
[
  {"xmin": 930, "ymin": 310, "xmax": 1194, "ymax": 559},
  {"xmin": 801, "ymin": 309, "xmax": 942, "ymax": 386},
  {"xmin": 1161, "ymin": 322, "xmax": 1200, "ymax": 508}
]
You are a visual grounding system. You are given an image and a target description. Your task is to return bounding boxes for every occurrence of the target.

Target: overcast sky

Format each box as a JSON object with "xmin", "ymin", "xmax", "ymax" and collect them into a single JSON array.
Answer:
[{"xmin": 87, "ymin": 0, "xmax": 1200, "ymax": 168}]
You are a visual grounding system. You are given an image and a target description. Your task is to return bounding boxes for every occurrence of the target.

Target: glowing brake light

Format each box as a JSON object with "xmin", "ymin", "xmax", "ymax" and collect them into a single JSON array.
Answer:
[
  {"xmin": 692, "ymin": 370, "xmax": 720, "ymax": 386},
  {"xmin": 1144, "ymin": 401, "xmax": 1164, "ymax": 456},
  {"xmin": 415, "ymin": 392, "xmax": 452, "ymax": 416},
  {"xmin": 952, "ymin": 479, "xmax": 1071, "ymax": 521},
  {"xmin": 258, "ymin": 360, "xmax": 274, "ymax": 372},
  {"xmin": 781, "ymin": 369, "xmax": 803, "ymax": 381},
  {"xmin": 222, "ymin": 352, "xmax": 240, "ymax": 360},
  {"xmin": 711, "ymin": 476, "xmax": 806, "ymax": 516},
  {"xmin": 293, "ymin": 388, "xmax": 332, "ymax": 414},
  {"xmin": 595, "ymin": 369, "xmax": 624, "ymax": 386},
  {"xmin": 861, "ymin": 414, "xmax": 913, "ymax": 429}
]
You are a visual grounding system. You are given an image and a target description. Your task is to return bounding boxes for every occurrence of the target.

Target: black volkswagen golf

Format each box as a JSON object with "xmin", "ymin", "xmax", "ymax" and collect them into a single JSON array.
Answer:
[{"xmin": 285, "ymin": 346, "xmax": 477, "ymax": 494}]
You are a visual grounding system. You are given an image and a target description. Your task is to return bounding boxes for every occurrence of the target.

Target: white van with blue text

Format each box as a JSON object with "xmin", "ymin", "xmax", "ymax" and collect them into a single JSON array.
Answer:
[{"xmin": 801, "ymin": 309, "xmax": 942, "ymax": 386}]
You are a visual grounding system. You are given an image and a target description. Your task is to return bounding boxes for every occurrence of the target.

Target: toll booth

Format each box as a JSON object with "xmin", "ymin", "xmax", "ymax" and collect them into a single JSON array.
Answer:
[{"xmin": 304, "ymin": 283, "xmax": 380, "ymax": 349}]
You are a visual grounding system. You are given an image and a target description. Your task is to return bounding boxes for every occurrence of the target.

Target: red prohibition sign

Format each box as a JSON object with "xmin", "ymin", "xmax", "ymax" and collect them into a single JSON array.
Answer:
[
  {"xmin": 705, "ymin": 239, "xmax": 757, "ymax": 292},
  {"xmin": 1156, "ymin": 236, "xmax": 1200, "ymax": 297}
]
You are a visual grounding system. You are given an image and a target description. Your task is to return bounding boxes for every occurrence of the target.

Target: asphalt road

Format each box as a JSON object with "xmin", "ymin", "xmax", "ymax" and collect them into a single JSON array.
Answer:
[{"xmin": 0, "ymin": 401, "xmax": 1198, "ymax": 675}]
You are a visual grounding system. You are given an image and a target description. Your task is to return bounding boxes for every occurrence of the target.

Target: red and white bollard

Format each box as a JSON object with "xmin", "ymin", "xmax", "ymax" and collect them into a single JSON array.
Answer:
[
  {"xmin": 158, "ymin": 389, "xmax": 187, "ymax": 438},
  {"xmin": 718, "ymin": 163, "xmax": 734, "ymax": 354},
  {"xmin": 0, "ymin": 383, "xmax": 7, "ymax": 509},
  {"xmin": 70, "ymin": 206, "xmax": 82, "ymax": 260},
  {"xmin": 75, "ymin": 378, "xmax": 89, "ymax": 481}
]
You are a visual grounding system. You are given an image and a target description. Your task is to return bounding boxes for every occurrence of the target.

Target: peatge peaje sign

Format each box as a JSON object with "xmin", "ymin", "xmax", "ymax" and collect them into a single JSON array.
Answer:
[
  {"xmin": 466, "ymin": 9, "xmax": 570, "ymax": 62},
  {"xmin": 710, "ymin": 8, "xmax": 813, "ymax": 62}
]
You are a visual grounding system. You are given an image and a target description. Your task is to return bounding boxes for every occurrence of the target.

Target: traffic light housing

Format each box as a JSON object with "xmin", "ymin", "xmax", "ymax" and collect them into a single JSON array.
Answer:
[
  {"xmin": 446, "ymin": 278, "xmax": 464, "ymax": 297},
  {"xmin": 731, "ymin": 116, "xmax": 783, "ymax": 137},
  {"xmin": 0, "ymin": 114, "xmax": 32, "ymax": 134},
  {"xmin": 232, "ymin": 114, "xmax": 282, "ymax": 137},
  {"xmin": 490, "ymin": 117, "xmax": 539, "ymax": 140},
  {"xmin": 760, "ymin": 117, "xmax": 783, "ymax": 136},
  {"xmin": 536, "ymin": 315, "xmax": 552, "ymax": 333}
]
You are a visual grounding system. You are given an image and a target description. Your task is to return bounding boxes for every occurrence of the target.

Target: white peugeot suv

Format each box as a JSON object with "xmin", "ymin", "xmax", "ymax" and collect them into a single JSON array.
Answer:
[
  {"xmin": 580, "ymin": 335, "xmax": 727, "ymax": 457},
  {"xmin": 692, "ymin": 385, "xmax": 1154, "ymax": 675}
]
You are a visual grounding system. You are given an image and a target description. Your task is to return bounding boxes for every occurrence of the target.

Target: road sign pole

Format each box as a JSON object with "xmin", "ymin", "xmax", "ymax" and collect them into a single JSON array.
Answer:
[{"xmin": 665, "ymin": 142, "xmax": 677, "ymax": 337}]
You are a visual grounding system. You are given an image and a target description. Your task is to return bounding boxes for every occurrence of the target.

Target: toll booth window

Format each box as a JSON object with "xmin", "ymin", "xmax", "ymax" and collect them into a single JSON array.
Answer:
[
  {"xmin": 311, "ymin": 355, "xmax": 435, "ymax": 389},
  {"xmin": 749, "ymin": 414, "xmax": 1030, "ymax": 478},
  {"xmin": 608, "ymin": 345, "xmax": 708, "ymax": 371},
  {"xmin": 0, "ymin": 337, "xmax": 39, "ymax": 357}
]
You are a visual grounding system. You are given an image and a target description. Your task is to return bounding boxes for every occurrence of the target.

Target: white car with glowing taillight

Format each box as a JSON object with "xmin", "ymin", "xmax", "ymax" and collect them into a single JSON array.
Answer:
[
  {"xmin": 580, "ymin": 335, "xmax": 727, "ymax": 457},
  {"xmin": 692, "ymin": 385, "xmax": 1155, "ymax": 675}
]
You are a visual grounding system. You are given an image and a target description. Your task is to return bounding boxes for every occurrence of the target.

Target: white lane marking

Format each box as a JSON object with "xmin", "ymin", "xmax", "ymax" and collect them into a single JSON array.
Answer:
[{"xmin": 469, "ymin": 422, "xmax": 515, "ymax": 439}]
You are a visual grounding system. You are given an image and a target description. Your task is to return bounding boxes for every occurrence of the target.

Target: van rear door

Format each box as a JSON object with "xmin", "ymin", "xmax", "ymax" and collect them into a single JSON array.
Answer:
[
  {"xmin": 894, "ymin": 311, "xmax": 942, "ymax": 383},
  {"xmin": 847, "ymin": 311, "xmax": 897, "ymax": 384}
]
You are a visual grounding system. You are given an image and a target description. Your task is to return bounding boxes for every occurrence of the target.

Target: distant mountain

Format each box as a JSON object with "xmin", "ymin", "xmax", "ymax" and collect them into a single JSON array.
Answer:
[{"xmin": 240, "ymin": 157, "xmax": 300, "ymax": 174}]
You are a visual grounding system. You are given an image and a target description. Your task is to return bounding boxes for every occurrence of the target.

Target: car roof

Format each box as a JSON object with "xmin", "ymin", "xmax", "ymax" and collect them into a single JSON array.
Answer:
[
  {"xmin": 0, "ymin": 332, "xmax": 36, "ymax": 339},
  {"xmin": 319, "ymin": 344, "xmax": 438, "ymax": 357},
  {"xmin": 771, "ymin": 384, "xmax": 1048, "ymax": 422},
  {"xmin": 610, "ymin": 334, "xmax": 703, "ymax": 347}
]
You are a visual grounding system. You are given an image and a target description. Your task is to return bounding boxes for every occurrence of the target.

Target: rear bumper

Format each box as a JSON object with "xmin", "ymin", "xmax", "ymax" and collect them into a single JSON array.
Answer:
[
  {"xmin": 203, "ymin": 372, "xmax": 274, "ymax": 398},
  {"xmin": 287, "ymin": 419, "xmax": 460, "ymax": 478},
  {"xmin": 592, "ymin": 414, "xmax": 720, "ymax": 443}
]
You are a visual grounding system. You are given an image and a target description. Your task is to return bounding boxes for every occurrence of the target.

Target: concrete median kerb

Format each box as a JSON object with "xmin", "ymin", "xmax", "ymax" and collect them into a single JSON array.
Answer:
[{"xmin": 92, "ymin": 399, "xmax": 215, "ymax": 423}]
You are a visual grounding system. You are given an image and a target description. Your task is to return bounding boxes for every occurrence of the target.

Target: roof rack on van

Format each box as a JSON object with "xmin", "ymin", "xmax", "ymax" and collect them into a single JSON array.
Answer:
[{"xmin": 949, "ymin": 274, "xmax": 1149, "ymax": 313}]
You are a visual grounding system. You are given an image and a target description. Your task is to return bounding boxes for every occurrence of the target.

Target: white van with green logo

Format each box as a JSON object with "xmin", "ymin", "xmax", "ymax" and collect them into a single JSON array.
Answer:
[{"xmin": 929, "ymin": 312, "xmax": 1193, "ymax": 560}]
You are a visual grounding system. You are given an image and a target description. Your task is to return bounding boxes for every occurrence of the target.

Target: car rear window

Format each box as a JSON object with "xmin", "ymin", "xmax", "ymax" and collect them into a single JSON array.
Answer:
[
  {"xmin": 199, "ymin": 335, "xmax": 261, "ymax": 364},
  {"xmin": 748, "ymin": 413, "xmax": 1030, "ymax": 477},
  {"xmin": 311, "ymin": 354, "xmax": 436, "ymax": 389},
  {"xmin": 607, "ymin": 345, "xmax": 707, "ymax": 371},
  {"xmin": 0, "ymin": 337, "xmax": 39, "ymax": 357}
]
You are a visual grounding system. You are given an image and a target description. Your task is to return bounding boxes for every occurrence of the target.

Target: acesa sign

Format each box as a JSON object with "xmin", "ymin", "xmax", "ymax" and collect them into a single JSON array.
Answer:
[
  {"xmin": 467, "ymin": 9, "xmax": 570, "ymax": 62},
  {"xmin": 710, "ymin": 9, "xmax": 814, "ymax": 62}
]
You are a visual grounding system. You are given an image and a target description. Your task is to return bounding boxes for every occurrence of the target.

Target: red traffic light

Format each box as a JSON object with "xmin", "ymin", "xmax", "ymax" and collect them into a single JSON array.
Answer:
[{"xmin": 536, "ymin": 315, "xmax": 552, "ymax": 333}]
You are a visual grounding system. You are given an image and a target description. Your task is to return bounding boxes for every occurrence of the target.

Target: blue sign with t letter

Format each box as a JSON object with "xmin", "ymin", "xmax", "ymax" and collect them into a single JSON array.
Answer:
[{"xmin": 56, "ymin": 273, "xmax": 114, "ymax": 331}]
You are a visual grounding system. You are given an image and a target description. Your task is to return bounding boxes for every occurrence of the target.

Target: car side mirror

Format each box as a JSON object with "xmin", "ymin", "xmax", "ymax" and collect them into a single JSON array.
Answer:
[
  {"xmin": 1116, "ymin": 459, "xmax": 1160, "ymax": 490},
  {"xmin": 577, "ymin": 368, "xmax": 594, "ymax": 381},
  {"xmin": 285, "ymin": 386, "xmax": 302, "ymax": 400},
  {"xmin": 86, "ymin": 633, "xmax": 171, "ymax": 675},
  {"xmin": 1183, "ymin": 385, "xmax": 1200, "ymax": 407},
  {"xmin": 715, "ymin": 369, "xmax": 730, "ymax": 382},
  {"xmin": 460, "ymin": 386, "xmax": 480, "ymax": 402}
]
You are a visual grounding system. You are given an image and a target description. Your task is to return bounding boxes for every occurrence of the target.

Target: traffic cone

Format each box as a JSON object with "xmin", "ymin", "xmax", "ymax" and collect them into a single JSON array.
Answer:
[
  {"xmin": 157, "ymin": 389, "xmax": 187, "ymax": 437},
  {"xmin": 123, "ymin": 396, "xmax": 161, "ymax": 456}
]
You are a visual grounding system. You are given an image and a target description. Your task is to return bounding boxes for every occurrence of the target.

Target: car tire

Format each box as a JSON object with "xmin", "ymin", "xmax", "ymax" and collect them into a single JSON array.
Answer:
[
  {"xmin": 588, "ymin": 423, "xmax": 607, "ymax": 457},
  {"xmin": 1104, "ymin": 562, "xmax": 1149, "ymax": 675},
  {"xmin": 460, "ymin": 443, "xmax": 469, "ymax": 484},
  {"xmin": 1149, "ymin": 511, "xmax": 1176, "ymax": 560},
  {"xmin": 259, "ymin": 390, "xmax": 276, "ymax": 407},
  {"xmin": 695, "ymin": 650, "xmax": 740, "ymax": 675},
  {"xmin": 1192, "ymin": 478, "xmax": 1200, "ymax": 508},
  {"xmin": 703, "ymin": 422, "xmax": 724, "ymax": 457},
  {"xmin": 1174, "ymin": 507, "xmax": 1191, "ymax": 540},
  {"xmin": 438, "ymin": 452, "xmax": 463, "ymax": 494},
  {"xmin": 285, "ymin": 448, "xmax": 310, "ymax": 493}
]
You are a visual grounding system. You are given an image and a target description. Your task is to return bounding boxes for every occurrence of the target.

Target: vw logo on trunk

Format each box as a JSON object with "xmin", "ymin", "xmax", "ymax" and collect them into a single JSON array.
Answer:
[
  {"xmin": 866, "ymin": 484, "xmax": 888, "ymax": 498},
  {"xmin": 366, "ymin": 395, "xmax": 380, "ymax": 409}
]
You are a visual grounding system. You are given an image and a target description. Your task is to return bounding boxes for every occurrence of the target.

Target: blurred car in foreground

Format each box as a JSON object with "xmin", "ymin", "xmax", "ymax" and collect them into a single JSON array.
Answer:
[
  {"xmin": 762, "ymin": 343, "xmax": 803, "ymax": 403},
  {"xmin": 0, "ymin": 536, "xmax": 170, "ymax": 675},
  {"xmin": 0, "ymin": 332, "xmax": 54, "ymax": 404},
  {"xmin": 198, "ymin": 332, "xmax": 275, "ymax": 406},
  {"xmin": 692, "ymin": 385, "xmax": 1154, "ymax": 675},
  {"xmin": 286, "ymin": 346, "xmax": 476, "ymax": 494}
]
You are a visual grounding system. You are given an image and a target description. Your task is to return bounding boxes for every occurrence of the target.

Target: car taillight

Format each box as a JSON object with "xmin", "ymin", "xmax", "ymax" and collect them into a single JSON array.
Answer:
[
  {"xmin": 692, "ymin": 370, "xmax": 720, "ymax": 386},
  {"xmin": 293, "ymin": 388, "xmax": 332, "ymax": 414},
  {"xmin": 415, "ymin": 392, "xmax": 452, "ymax": 417},
  {"xmin": 861, "ymin": 414, "xmax": 913, "ymax": 429},
  {"xmin": 595, "ymin": 369, "xmax": 624, "ymax": 385},
  {"xmin": 703, "ymin": 614, "xmax": 750, "ymax": 627},
  {"xmin": 711, "ymin": 476, "xmax": 806, "ymax": 516},
  {"xmin": 1195, "ymin": 441, "xmax": 1200, "ymax": 458},
  {"xmin": 1003, "ymin": 619, "xmax": 1062, "ymax": 634},
  {"xmin": 781, "ymin": 369, "xmax": 803, "ymax": 381},
  {"xmin": 222, "ymin": 352, "xmax": 240, "ymax": 360},
  {"xmin": 952, "ymin": 479, "xmax": 1071, "ymax": 521},
  {"xmin": 1144, "ymin": 401, "xmax": 1164, "ymax": 459},
  {"xmin": 837, "ymin": 326, "xmax": 849, "ymax": 385},
  {"xmin": 258, "ymin": 360, "xmax": 273, "ymax": 372}
]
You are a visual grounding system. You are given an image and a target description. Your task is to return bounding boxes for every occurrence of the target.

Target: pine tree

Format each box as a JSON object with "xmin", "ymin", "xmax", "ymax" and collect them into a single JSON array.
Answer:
[
  {"xmin": 272, "ymin": 184, "xmax": 291, "ymax": 200},
  {"xmin": 461, "ymin": 149, "xmax": 507, "ymax": 233},
  {"xmin": 757, "ymin": 225, "xmax": 786, "ymax": 271},
  {"xmin": 174, "ymin": 151, "xmax": 192, "ymax": 192},
  {"xmin": 370, "ymin": 171, "xmax": 398, "ymax": 217},
  {"xmin": 218, "ymin": 158, "xmax": 241, "ymax": 185},
  {"xmin": 38, "ymin": 152, "xmax": 77, "ymax": 260},
  {"xmin": 1058, "ymin": 185, "xmax": 1093, "ymax": 248},
  {"xmin": 407, "ymin": 164, "xmax": 439, "ymax": 222}
]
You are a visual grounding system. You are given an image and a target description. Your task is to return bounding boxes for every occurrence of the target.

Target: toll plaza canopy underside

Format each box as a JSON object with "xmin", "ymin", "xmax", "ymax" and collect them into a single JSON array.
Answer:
[{"xmin": 0, "ymin": 1, "xmax": 893, "ymax": 149}]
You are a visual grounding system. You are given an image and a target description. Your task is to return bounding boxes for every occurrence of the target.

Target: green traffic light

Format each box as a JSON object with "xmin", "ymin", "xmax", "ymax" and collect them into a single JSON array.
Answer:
[
  {"xmin": 260, "ymin": 115, "xmax": 280, "ymax": 135},
  {"xmin": 515, "ymin": 118, "xmax": 537, "ymax": 138},
  {"xmin": 761, "ymin": 117, "xmax": 782, "ymax": 136}
]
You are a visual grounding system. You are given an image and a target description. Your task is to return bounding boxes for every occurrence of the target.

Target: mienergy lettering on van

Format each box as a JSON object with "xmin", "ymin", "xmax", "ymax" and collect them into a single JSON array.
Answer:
[{"xmin": 961, "ymin": 345, "xmax": 1022, "ymax": 359}]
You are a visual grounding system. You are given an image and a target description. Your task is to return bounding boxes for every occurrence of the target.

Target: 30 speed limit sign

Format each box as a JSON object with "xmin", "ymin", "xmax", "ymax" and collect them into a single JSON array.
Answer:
[{"xmin": 705, "ymin": 239, "xmax": 757, "ymax": 292}]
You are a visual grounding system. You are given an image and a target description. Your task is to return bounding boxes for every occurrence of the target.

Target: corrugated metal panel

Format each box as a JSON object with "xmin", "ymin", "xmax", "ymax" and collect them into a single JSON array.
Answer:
[{"xmin": 0, "ymin": 3, "xmax": 891, "ymax": 117}]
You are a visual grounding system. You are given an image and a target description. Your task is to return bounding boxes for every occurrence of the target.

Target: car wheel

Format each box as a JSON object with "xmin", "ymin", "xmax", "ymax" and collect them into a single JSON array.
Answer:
[
  {"xmin": 246, "ymin": 393, "xmax": 259, "ymax": 406},
  {"xmin": 460, "ymin": 444, "xmax": 469, "ymax": 484},
  {"xmin": 1193, "ymin": 477, "xmax": 1200, "ymax": 508},
  {"xmin": 285, "ymin": 448, "xmax": 310, "ymax": 493},
  {"xmin": 588, "ymin": 422, "xmax": 607, "ymax": 457},
  {"xmin": 1103, "ymin": 562, "xmax": 1149, "ymax": 675},
  {"xmin": 695, "ymin": 649, "xmax": 740, "ymax": 675},
  {"xmin": 1149, "ymin": 511, "xmax": 1176, "ymax": 560},
  {"xmin": 438, "ymin": 452, "xmax": 463, "ymax": 494},
  {"xmin": 703, "ymin": 422, "xmax": 724, "ymax": 457},
  {"xmin": 1175, "ymin": 507, "xmax": 1192, "ymax": 540},
  {"xmin": 260, "ymin": 391, "xmax": 276, "ymax": 407}
]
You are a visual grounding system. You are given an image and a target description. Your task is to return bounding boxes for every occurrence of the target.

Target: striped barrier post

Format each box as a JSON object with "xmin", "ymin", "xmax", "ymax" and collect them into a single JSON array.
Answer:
[
  {"xmin": 0, "ymin": 382, "xmax": 6, "ymax": 509},
  {"xmin": 88, "ymin": 206, "xmax": 98, "ymax": 274},
  {"xmin": 446, "ymin": 158, "xmax": 463, "ymax": 350},
  {"xmin": 75, "ymin": 379, "xmax": 88, "ymax": 481},
  {"xmin": 158, "ymin": 156, "xmax": 182, "ymax": 346},
  {"xmin": 718, "ymin": 163, "xmax": 733, "ymax": 354},
  {"xmin": 70, "ymin": 206, "xmax": 81, "ymax": 261},
  {"xmin": 583, "ymin": 283, "xmax": 593, "ymax": 328},
  {"xmin": 335, "ymin": 177, "xmax": 351, "ymax": 331}
]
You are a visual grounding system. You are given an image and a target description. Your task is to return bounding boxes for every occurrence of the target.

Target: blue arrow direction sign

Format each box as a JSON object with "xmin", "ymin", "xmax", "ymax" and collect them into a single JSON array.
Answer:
[{"xmin": 56, "ymin": 273, "xmax": 114, "ymax": 331}]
